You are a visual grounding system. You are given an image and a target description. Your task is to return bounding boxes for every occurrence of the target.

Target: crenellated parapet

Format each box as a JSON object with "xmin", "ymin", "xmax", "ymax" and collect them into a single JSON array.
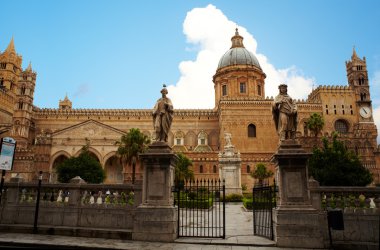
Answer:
[
  {"xmin": 33, "ymin": 108, "xmax": 218, "ymax": 119},
  {"xmin": 308, "ymin": 85, "xmax": 352, "ymax": 101}
]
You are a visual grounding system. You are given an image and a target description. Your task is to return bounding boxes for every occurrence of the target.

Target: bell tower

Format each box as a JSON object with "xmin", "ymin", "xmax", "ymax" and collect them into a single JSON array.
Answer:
[
  {"xmin": 346, "ymin": 47, "xmax": 373, "ymax": 122},
  {"xmin": 11, "ymin": 62, "xmax": 36, "ymax": 148},
  {"xmin": 0, "ymin": 38, "xmax": 23, "ymax": 136}
]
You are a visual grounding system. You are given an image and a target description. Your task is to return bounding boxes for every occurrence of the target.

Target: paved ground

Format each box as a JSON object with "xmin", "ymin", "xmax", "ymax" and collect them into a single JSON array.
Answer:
[{"xmin": 0, "ymin": 204, "xmax": 324, "ymax": 249}]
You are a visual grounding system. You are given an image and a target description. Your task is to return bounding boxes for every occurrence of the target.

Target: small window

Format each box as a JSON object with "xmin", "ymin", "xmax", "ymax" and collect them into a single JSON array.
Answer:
[
  {"xmin": 248, "ymin": 124, "xmax": 256, "ymax": 138},
  {"xmin": 222, "ymin": 85, "xmax": 227, "ymax": 96},
  {"xmin": 247, "ymin": 165, "xmax": 250, "ymax": 173},
  {"xmin": 213, "ymin": 165, "xmax": 217, "ymax": 173},
  {"xmin": 18, "ymin": 102, "xmax": 23, "ymax": 110},
  {"xmin": 176, "ymin": 138, "xmax": 181, "ymax": 145},
  {"xmin": 257, "ymin": 85, "xmax": 261, "ymax": 96},
  {"xmin": 199, "ymin": 165, "xmax": 204, "ymax": 173},
  {"xmin": 335, "ymin": 119, "xmax": 349, "ymax": 133},
  {"xmin": 240, "ymin": 82, "xmax": 246, "ymax": 93},
  {"xmin": 360, "ymin": 93, "xmax": 367, "ymax": 101},
  {"xmin": 200, "ymin": 138, "xmax": 205, "ymax": 145},
  {"xmin": 326, "ymin": 109, "xmax": 329, "ymax": 115},
  {"xmin": 0, "ymin": 63, "xmax": 6, "ymax": 69},
  {"xmin": 21, "ymin": 86, "xmax": 26, "ymax": 95}
]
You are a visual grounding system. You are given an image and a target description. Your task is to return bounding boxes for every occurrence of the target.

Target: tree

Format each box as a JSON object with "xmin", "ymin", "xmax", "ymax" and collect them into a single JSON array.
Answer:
[
  {"xmin": 115, "ymin": 128, "xmax": 150, "ymax": 184},
  {"xmin": 175, "ymin": 153, "xmax": 194, "ymax": 188},
  {"xmin": 250, "ymin": 163, "xmax": 274, "ymax": 186},
  {"xmin": 56, "ymin": 145, "xmax": 105, "ymax": 183},
  {"xmin": 306, "ymin": 113, "xmax": 325, "ymax": 138},
  {"xmin": 308, "ymin": 133, "xmax": 373, "ymax": 186}
]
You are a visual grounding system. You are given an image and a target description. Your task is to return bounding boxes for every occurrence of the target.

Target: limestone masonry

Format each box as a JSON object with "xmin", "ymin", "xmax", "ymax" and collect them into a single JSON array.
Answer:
[{"xmin": 0, "ymin": 30, "xmax": 379, "ymax": 187}]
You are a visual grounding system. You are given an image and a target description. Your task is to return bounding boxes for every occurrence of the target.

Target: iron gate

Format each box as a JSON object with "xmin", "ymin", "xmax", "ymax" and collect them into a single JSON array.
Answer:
[
  {"xmin": 252, "ymin": 182, "xmax": 277, "ymax": 240},
  {"xmin": 175, "ymin": 179, "xmax": 225, "ymax": 238}
]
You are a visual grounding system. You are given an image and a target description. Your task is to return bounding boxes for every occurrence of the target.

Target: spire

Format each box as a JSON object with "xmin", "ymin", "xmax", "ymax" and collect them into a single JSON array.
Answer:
[
  {"xmin": 5, "ymin": 37, "xmax": 16, "ymax": 53},
  {"xmin": 26, "ymin": 61, "xmax": 33, "ymax": 72},
  {"xmin": 352, "ymin": 46, "xmax": 359, "ymax": 60},
  {"xmin": 231, "ymin": 28, "xmax": 244, "ymax": 48}
]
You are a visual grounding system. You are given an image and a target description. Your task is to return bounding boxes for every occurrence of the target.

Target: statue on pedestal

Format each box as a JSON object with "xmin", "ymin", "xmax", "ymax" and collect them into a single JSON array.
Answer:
[
  {"xmin": 272, "ymin": 84, "xmax": 298, "ymax": 141},
  {"xmin": 153, "ymin": 84, "xmax": 173, "ymax": 142}
]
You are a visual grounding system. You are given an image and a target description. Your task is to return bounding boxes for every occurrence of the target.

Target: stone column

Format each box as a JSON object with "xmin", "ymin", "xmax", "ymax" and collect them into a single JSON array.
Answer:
[
  {"xmin": 272, "ymin": 140, "xmax": 324, "ymax": 248},
  {"xmin": 218, "ymin": 136, "xmax": 242, "ymax": 195},
  {"xmin": 132, "ymin": 142, "xmax": 178, "ymax": 242}
]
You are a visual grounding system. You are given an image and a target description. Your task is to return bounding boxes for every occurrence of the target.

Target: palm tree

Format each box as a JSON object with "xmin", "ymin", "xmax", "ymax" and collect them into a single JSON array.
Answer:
[
  {"xmin": 306, "ymin": 113, "xmax": 325, "ymax": 146},
  {"xmin": 175, "ymin": 153, "xmax": 194, "ymax": 188},
  {"xmin": 115, "ymin": 128, "xmax": 150, "ymax": 184},
  {"xmin": 250, "ymin": 163, "xmax": 274, "ymax": 187}
]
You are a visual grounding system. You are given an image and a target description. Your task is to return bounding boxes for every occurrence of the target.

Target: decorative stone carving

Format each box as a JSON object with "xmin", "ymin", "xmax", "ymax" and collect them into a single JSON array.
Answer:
[{"xmin": 218, "ymin": 132, "xmax": 242, "ymax": 195}]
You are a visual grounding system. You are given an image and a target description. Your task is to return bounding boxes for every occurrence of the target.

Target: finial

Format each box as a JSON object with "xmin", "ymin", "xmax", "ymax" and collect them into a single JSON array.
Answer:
[
  {"xmin": 235, "ymin": 27, "xmax": 239, "ymax": 35},
  {"xmin": 5, "ymin": 36, "xmax": 16, "ymax": 53},
  {"xmin": 26, "ymin": 61, "xmax": 32, "ymax": 71},
  {"xmin": 163, "ymin": 84, "xmax": 166, "ymax": 88},
  {"xmin": 352, "ymin": 45, "xmax": 358, "ymax": 59}
]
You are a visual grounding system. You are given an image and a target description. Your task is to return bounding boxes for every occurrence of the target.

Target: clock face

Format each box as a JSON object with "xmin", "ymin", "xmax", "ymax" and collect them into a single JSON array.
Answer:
[{"xmin": 359, "ymin": 106, "xmax": 371, "ymax": 118}]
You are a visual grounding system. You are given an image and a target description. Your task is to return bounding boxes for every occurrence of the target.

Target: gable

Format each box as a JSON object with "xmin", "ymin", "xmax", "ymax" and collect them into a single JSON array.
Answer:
[{"xmin": 52, "ymin": 120, "xmax": 125, "ymax": 139}]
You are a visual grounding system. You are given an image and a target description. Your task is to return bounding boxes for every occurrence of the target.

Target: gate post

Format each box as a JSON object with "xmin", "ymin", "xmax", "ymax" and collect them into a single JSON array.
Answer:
[
  {"xmin": 132, "ymin": 142, "xmax": 178, "ymax": 242},
  {"xmin": 271, "ymin": 140, "xmax": 324, "ymax": 248}
]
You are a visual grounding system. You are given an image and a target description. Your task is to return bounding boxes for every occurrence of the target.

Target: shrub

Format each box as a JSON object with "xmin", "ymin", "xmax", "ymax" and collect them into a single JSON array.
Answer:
[{"xmin": 222, "ymin": 193, "xmax": 243, "ymax": 202}]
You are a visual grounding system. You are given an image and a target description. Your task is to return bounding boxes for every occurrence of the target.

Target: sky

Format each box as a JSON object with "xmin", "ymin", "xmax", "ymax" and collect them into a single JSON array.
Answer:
[{"xmin": 1, "ymin": 1, "xmax": 380, "ymax": 142}]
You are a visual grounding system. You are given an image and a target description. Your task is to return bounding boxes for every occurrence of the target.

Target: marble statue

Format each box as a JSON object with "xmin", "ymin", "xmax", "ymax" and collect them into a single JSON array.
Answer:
[
  {"xmin": 153, "ymin": 84, "xmax": 173, "ymax": 142},
  {"xmin": 272, "ymin": 84, "xmax": 298, "ymax": 141}
]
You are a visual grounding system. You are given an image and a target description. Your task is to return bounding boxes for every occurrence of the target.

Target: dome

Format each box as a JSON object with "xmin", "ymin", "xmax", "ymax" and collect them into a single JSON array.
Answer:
[{"xmin": 217, "ymin": 29, "xmax": 261, "ymax": 70}]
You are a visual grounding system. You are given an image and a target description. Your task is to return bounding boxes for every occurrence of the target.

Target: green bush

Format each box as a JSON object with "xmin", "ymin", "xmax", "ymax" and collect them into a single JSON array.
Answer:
[
  {"xmin": 222, "ymin": 193, "xmax": 243, "ymax": 202},
  {"xmin": 177, "ymin": 198, "xmax": 213, "ymax": 209},
  {"xmin": 243, "ymin": 197, "xmax": 253, "ymax": 210}
]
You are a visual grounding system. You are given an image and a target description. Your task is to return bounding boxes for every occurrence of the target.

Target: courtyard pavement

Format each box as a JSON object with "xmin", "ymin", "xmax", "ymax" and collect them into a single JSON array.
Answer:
[{"xmin": 0, "ymin": 204, "xmax": 325, "ymax": 249}]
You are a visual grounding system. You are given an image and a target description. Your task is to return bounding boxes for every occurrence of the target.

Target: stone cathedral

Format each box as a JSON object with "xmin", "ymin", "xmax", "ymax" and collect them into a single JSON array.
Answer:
[{"xmin": 0, "ymin": 30, "xmax": 379, "ymax": 187}]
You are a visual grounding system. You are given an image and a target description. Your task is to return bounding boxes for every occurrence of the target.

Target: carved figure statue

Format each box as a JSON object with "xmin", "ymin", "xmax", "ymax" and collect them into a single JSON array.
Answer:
[
  {"xmin": 272, "ymin": 84, "xmax": 298, "ymax": 141},
  {"xmin": 153, "ymin": 84, "xmax": 174, "ymax": 142},
  {"xmin": 224, "ymin": 132, "xmax": 232, "ymax": 148}
]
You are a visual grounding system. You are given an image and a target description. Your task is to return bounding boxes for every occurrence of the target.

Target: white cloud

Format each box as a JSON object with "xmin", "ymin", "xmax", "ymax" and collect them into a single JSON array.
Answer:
[{"xmin": 167, "ymin": 4, "xmax": 314, "ymax": 109}]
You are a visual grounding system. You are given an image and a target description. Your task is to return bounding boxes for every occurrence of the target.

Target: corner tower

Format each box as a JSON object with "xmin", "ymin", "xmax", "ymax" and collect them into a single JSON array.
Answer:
[
  {"xmin": 346, "ymin": 47, "xmax": 373, "ymax": 122},
  {"xmin": 0, "ymin": 38, "xmax": 23, "ymax": 136},
  {"xmin": 213, "ymin": 29, "xmax": 266, "ymax": 107},
  {"xmin": 11, "ymin": 62, "xmax": 37, "ymax": 148}
]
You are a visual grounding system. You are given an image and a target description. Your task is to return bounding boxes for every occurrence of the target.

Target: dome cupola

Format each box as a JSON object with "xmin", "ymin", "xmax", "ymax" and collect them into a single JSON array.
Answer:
[{"xmin": 217, "ymin": 28, "xmax": 261, "ymax": 70}]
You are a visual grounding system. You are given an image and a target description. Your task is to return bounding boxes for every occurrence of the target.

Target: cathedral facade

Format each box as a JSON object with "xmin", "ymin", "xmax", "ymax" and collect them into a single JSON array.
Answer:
[{"xmin": 0, "ymin": 31, "xmax": 379, "ymax": 187}]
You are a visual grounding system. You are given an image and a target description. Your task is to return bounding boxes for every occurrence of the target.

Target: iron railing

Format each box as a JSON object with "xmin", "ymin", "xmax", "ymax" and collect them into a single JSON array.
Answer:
[{"xmin": 175, "ymin": 179, "xmax": 225, "ymax": 238}]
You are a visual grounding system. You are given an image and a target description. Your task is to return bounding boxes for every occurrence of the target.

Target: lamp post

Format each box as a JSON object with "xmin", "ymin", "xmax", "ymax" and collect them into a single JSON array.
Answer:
[{"xmin": 33, "ymin": 171, "xmax": 43, "ymax": 234}]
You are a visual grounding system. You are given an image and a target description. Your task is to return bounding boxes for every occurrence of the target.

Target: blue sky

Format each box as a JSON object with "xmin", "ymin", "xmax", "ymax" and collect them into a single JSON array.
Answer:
[{"xmin": 1, "ymin": 1, "xmax": 380, "ymax": 124}]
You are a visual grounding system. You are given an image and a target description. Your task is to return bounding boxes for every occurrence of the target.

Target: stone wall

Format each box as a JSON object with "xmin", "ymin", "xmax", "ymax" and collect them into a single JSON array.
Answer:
[
  {"xmin": 0, "ymin": 179, "xmax": 142, "ymax": 239},
  {"xmin": 309, "ymin": 183, "xmax": 380, "ymax": 249}
]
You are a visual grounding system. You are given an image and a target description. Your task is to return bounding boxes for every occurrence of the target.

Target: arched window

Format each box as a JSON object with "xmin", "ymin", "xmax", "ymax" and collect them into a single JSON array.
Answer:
[
  {"xmin": 222, "ymin": 85, "xmax": 227, "ymax": 96},
  {"xmin": 21, "ymin": 86, "xmax": 26, "ymax": 95},
  {"xmin": 334, "ymin": 119, "xmax": 349, "ymax": 133},
  {"xmin": 247, "ymin": 165, "xmax": 251, "ymax": 173},
  {"xmin": 360, "ymin": 92, "xmax": 367, "ymax": 101},
  {"xmin": 248, "ymin": 124, "xmax": 256, "ymax": 137},
  {"xmin": 257, "ymin": 85, "xmax": 262, "ymax": 96},
  {"xmin": 199, "ymin": 165, "xmax": 204, "ymax": 173},
  {"xmin": 213, "ymin": 165, "xmax": 217, "ymax": 173},
  {"xmin": 18, "ymin": 101, "xmax": 23, "ymax": 110}
]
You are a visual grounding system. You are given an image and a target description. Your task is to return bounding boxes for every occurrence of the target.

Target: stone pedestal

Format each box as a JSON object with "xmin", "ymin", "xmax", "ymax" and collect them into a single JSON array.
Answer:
[
  {"xmin": 218, "ymin": 145, "xmax": 242, "ymax": 195},
  {"xmin": 132, "ymin": 142, "xmax": 178, "ymax": 242},
  {"xmin": 272, "ymin": 140, "xmax": 324, "ymax": 248}
]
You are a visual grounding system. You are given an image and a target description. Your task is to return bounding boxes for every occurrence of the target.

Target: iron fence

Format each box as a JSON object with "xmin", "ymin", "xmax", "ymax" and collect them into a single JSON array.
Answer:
[{"xmin": 175, "ymin": 179, "xmax": 225, "ymax": 238}]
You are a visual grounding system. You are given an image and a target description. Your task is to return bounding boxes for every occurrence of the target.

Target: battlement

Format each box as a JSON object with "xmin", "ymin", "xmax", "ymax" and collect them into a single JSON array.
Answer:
[{"xmin": 33, "ymin": 107, "xmax": 218, "ymax": 118}]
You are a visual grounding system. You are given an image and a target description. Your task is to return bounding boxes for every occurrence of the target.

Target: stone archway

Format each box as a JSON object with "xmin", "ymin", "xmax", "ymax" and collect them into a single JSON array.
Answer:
[
  {"xmin": 51, "ymin": 154, "xmax": 69, "ymax": 183},
  {"xmin": 104, "ymin": 155, "xmax": 123, "ymax": 184}
]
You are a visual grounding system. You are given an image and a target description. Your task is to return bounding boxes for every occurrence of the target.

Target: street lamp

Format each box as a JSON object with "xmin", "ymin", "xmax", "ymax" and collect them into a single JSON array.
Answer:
[{"xmin": 33, "ymin": 171, "xmax": 43, "ymax": 234}]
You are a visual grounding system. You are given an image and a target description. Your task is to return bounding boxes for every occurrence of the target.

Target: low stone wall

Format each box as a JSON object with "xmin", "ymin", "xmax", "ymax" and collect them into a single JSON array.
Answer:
[
  {"xmin": 0, "ymin": 178, "xmax": 142, "ymax": 239},
  {"xmin": 310, "ymin": 183, "xmax": 380, "ymax": 250}
]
